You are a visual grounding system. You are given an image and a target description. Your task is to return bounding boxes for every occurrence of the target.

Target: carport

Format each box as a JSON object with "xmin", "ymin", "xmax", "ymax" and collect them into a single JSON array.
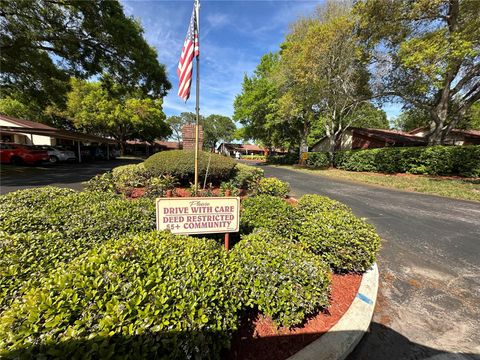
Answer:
[{"xmin": 0, "ymin": 125, "xmax": 117, "ymax": 163}]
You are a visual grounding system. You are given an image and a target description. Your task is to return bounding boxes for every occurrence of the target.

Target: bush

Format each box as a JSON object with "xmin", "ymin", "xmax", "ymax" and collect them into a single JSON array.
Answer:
[
  {"xmin": 0, "ymin": 189, "xmax": 156, "ymax": 310},
  {"xmin": 0, "ymin": 189, "xmax": 155, "ymax": 238},
  {"xmin": 144, "ymin": 150, "xmax": 236, "ymax": 183},
  {"xmin": 0, "ymin": 232, "xmax": 243, "ymax": 359},
  {"xmin": 232, "ymin": 163, "xmax": 264, "ymax": 190},
  {"xmin": 256, "ymin": 177, "xmax": 290, "ymax": 197},
  {"xmin": 305, "ymin": 152, "xmax": 331, "ymax": 168},
  {"xmin": 232, "ymin": 230, "xmax": 331, "ymax": 327},
  {"xmin": 298, "ymin": 209, "xmax": 381, "ymax": 272},
  {"xmin": 83, "ymin": 172, "xmax": 117, "ymax": 193},
  {"xmin": 241, "ymin": 154, "xmax": 266, "ymax": 161},
  {"xmin": 333, "ymin": 145, "xmax": 480, "ymax": 177},
  {"xmin": 0, "ymin": 186, "xmax": 75, "ymax": 212},
  {"xmin": 267, "ymin": 153, "xmax": 298, "ymax": 165},
  {"xmin": 144, "ymin": 175, "xmax": 178, "ymax": 199},
  {"xmin": 296, "ymin": 194, "xmax": 351, "ymax": 215},
  {"xmin": 219, "ymin": 181, "xmax": 240, "ymax": 196},
  {"xmin": 240, "ymin": 195, "xmax": 298, "ymax": 239},
  {"xmin": 112, "ymin": 163, "xmax": 151, "ymax": 188}
]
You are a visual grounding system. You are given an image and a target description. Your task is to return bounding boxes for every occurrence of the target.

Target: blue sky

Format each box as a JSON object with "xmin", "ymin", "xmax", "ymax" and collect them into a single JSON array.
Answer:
[{"xmin": 121, "ymin": 0, "xmax": 402, "ymax": 121}]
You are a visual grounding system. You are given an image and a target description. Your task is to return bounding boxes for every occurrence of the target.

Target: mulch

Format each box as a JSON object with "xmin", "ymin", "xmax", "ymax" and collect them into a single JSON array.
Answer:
[{"xmin": 227, "ymin": 273, "xmax": 362, "ymax": 360}]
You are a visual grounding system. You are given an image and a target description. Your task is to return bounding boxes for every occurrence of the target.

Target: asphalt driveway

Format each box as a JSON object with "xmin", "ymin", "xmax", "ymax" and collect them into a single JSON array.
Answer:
[
  {"xmin": 0, "ymin": 158, "xmax": 142, "ymax": 194},
  {"xmin": 261, "ymin": 165, "xmax": 480, "ymax": 360}
]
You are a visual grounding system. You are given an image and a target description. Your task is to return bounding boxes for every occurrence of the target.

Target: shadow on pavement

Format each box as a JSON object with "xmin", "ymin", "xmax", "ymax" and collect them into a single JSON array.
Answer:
[
  {"xmin": 0, "ymin": 158, "xmax": 143, "ymax": 194},
  {"xmin": 1, "ymin": 322, "xmax": 478, "ymax": 360}
]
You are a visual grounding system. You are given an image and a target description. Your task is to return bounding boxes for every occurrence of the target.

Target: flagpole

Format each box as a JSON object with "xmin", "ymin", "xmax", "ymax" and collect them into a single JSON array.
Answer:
[{"xmin": 194, "ymin": 0, "xmax": 200, "ymax": 194}]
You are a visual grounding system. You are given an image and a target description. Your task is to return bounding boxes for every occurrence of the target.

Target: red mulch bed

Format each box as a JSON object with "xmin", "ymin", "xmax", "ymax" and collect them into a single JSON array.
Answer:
[
  {"xmin": 227, "ymin": 273, "xmax": 362, "ymax": 360},
  {"xmin": 127, "ymin": 187, "xmax": 248, "ymax": 199}
]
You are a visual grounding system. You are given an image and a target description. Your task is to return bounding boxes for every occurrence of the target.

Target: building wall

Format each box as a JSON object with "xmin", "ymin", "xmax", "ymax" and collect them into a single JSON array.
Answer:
[
  {"xmin": 311, "ymin": 130, "xmax": 353, "ymax": 152},
  {"xmin": 0, "ymin": 119, "xmax": 55, "ymax": 145}
]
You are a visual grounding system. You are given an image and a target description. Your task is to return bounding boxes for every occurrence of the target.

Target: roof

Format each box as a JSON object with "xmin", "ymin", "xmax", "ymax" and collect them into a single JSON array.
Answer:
[
  {"xmin": 0, "ymin": 114, "xmax": 56, "ymax": 130},
  {"xmin": 311, "ymin": 127, "xmax": 427, "ymax": 149},
  {"xmin": 218, "ymin": 143, "xmax": 264, "ymax": 152},
  {"xmin": 353, "ymin": 128, "xmax": 427, "ymax": 145},
  {"xmin": 155, "ymin": 140, "xmax": 182, "ymax": 150}
]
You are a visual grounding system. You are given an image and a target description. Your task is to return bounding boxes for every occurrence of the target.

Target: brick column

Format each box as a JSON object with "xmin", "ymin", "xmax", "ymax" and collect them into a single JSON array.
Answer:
[{"xmin": 182, "ymin": 124, "xmax": 203, "ymax": 151}]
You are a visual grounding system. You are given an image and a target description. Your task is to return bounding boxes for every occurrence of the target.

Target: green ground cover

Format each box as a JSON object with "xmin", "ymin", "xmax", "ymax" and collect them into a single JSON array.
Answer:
[{"xmin": 0, "ymin": 152, "xmax": 381, "ymax": 359}]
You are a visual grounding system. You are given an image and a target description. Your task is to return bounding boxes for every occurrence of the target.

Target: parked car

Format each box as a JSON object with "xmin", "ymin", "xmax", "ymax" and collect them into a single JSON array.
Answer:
[
  {"xmin": 0, "ymin": 143, "xmax": 50, "ymax": 165},
  {"xmin": 35, "ymin": 145, "xmax": 77, "ymax": 163}
]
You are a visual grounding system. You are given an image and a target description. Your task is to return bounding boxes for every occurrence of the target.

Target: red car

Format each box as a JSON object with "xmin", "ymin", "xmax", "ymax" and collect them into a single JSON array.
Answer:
[{"xmin": 0, "ymin": 143, "xmax": 50, "ymax": 165}]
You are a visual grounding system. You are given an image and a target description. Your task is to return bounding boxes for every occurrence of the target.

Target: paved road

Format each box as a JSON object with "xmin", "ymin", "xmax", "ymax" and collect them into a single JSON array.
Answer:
[
  {"xmin": 0, "ymin": 158, "xmax": 142, "ymax": 194},
  {"xmin": 261, "ymin": 165, "xmax": 480, "ymax": 360}
]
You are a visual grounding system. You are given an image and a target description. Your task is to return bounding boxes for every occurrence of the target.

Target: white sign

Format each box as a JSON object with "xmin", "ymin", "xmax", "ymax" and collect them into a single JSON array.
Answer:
[{"xmin": 156, "ymin": 197, "xmax": 240, "ymax": 235}]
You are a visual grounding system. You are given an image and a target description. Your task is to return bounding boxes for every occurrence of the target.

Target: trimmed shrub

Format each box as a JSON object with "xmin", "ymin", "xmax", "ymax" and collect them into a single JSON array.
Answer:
[
  {"xmin": 112, "ymin": 163, "xmax": 151, "ymax": 188},
  {"xmin": 232, "ymin": 163, "xmax": 264, "ymax": 190},
  {"xmin": 298, "ymin": 210, "xmax": 381, "ymax": 273},
  {"xmin": 0, "ymin": 232, "xmax": 243, "ymax": 359},
  {"xmin": 0, "ymin": 186, "xmax": 75, "ymax": 212},
  {"xmin": 333, "ymin": 145, "xmax": 480, "ymax": 177},
  {"xmin": 242, "ymin": 154, "xmax": 266, "ymax": 161},
  {"xmin": 144, "ymin": 150, "xmax": 236, "ymax": 183},
  {"xmin": 232, "ymin": 230, "xmax": 331, "ymax": 327},
  {"xmin": 256, "ymin": 177, "xmax": 290, "ymax": 197},
  {"xmin": 267, "ymin": 153, "xmax": 299, "ymax": 165},
  {"xmin": 0, "ymin": 189, "xmax": 156, "ymax": 310},
  {"xmin": 220, "ymin": 181, "xmax": 240, "ymax": 196},
  {"xmin": 83, "ymin": 172, "xmax": 117, "ymax": 193},
  {"xmin": 144, "ymin": 175, "xmax": 178, "ymax": 199},
  {"xmin": 0, "ymin": 190, "xmax": 155, "ymax": 238},
  {"xmin": 296, "ymin": 194, "xmax": 351, "ymax": 215},
  {"xmin": 305, "ymin": 152, "xmax": 331, "ymax": 168},
  {"xmin": 240, "ymin": 195, "xmax": 298, "ymax": 239}
]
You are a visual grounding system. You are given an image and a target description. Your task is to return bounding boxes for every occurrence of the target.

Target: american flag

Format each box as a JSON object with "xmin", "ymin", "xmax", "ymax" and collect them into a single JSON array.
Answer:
[{"xmin": 177, "ymin": 4, "xmax": 199, "ymax": 101}]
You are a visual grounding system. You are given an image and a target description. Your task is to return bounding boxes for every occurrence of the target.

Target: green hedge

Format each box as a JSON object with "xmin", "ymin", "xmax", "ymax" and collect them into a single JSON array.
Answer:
[
  {"xmin": 144, "ymin": 150, "xmax": 236, "ymax": 183},
  {"xmin": 0, "ymin": 188, "xmax": 156, "ymax": 311},
  {"xmin": 305, "ymin": 152, "xmax": 331, "ymax": 168},
  {"xmin": 255, "ymin": 177, "xmax": 290, "ymax": 197},
  {"xmin": 267, "ymin": 153, "xmax": 299, "ymax": 165},
  {"xmin": 0, "ymin": 232, "xmax": 242, "ymax": 359},
  {"xmin": 231, "ymin": 163, "xmax": 264, "ymax": 190},
  {"xmin": 240, "ymin": 195, "xmax": 299, "ymax": 239},
  {"xmin": 111, "ymin": 163, "xmax": 151, "ymax": 188},
  {"xmin": 297, "ymin": 209, "xmax": 381, "ymax": 272},
  {"xmin": 232, "ymin": 230, "xmax": 331, "ymax": 326},
  {"xmin": 332, "ymin": 145, "xmax": 480, "ymax": 177}
]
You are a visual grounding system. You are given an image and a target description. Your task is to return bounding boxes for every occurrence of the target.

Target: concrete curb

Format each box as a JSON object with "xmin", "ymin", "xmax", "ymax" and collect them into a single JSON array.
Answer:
[{"xmin": 288, "ymin": 263, "xmax": 379, "ymax": 360}]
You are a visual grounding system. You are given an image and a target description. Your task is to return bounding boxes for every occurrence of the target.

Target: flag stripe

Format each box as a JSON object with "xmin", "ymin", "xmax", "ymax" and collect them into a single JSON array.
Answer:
[{"xmin": 177, "ymin": 4, "xmax": 199, "ymax": 101}]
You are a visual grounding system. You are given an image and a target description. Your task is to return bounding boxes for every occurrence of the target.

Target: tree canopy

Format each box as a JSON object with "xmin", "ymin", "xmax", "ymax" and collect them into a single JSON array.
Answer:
[
  {"xmin": 355, "ymin": 0, "xmax": 480, "ymax": 144},
  {"xmin": 1, "ymin": 0, "xmax": 171, "ymax": 124},
  {"xmin": 66, "ymin": 78, "xmax": 170, "ymax": 152}
]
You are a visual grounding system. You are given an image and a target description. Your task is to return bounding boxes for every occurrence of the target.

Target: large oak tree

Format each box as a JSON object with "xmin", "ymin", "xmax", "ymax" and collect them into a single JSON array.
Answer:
[{"xmin": 356, "ymin": 0, "xmax": 480, "ymax": 144}]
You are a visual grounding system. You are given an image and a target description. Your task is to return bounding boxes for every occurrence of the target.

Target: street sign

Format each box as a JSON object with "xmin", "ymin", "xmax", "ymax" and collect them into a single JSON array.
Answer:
[{"xmin": 156, "ymin": 197, "xmax": 240, "ymax": 235}]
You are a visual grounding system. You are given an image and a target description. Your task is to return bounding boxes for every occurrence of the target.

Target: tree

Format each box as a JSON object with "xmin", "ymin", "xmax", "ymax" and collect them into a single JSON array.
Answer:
[
  {"xmin": 392, "ymin": 109, "xmax": 430, "ymax": 132},
  {"xmin": 1, "ymin": 0, "xmax": 171, "ymax": 124},
  {"xmin": 233, "ymin": 53, "xmax": 282, "ymax": 148},
  {"xmin": 203, "ymin": 114, "xmax": 236, "ymax": 150},
  {"xmin": 356, "ymin": 0, "xmax": 480, "ymax": 144},
  {"xmin": 347, "ymin": 103, "xmax": 388, "ymax": 129},
  {"xmin": 166, "ymin": 115, "xmax": 184, "ymax": 144},
  {"xmin": 278, "ymin": 1, "xmax": 370, "ymax": 155},
  {"xmin": 66, "ymin": 79, "xmax": 170, "ymax": 154}
]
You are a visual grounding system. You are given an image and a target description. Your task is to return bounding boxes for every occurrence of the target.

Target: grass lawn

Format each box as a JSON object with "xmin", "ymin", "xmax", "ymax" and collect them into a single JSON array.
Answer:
[{"xmin": 281, "ymin": 166, "xmax": 480, "ymax": 202}]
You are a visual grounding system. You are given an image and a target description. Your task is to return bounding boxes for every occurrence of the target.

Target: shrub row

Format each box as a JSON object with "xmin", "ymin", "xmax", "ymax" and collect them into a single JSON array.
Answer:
[
  {"xmin": 0, "ymin": 188, "xmax": 156, "ymax": 310},
  {"xmin": 240, "ymin": 194, "xmax": 380, "ymax": 272},
  {"xmin": 331, "ymin": 145, "xmax": 480, "ymax": 177},
  {"xmin": 144, "ymin": 150, "xmax": 236, "ymax": 183},
  {"xmin": 0, "ymin": 230, "xmax": 332, "ymax": 359},
  {"xmin": 305, "ymin": 152, "xmax": 331, "ymax": 169},
  {"xmin": 231, "ymin": 163, "xmax": 264, "ymax": 190},
  {"xmin": 255, "ymin": 177, "xmax": 290, "ymax": 197},
  {"xmin": 266, "ymin": 153, "xmax": 299, "ymax": 165}
]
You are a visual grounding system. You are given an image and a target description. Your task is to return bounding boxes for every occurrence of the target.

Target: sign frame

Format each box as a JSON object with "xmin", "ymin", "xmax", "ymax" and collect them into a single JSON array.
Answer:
[{"xmin": 156, "ymin": 196, "xmax": 240, "ymax": 235}]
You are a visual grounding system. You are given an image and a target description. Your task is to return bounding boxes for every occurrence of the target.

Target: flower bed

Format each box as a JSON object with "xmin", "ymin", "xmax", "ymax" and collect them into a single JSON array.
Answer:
[{"xmin": 0, "ymin": 159, "xmax": 381, "ymax": 358}]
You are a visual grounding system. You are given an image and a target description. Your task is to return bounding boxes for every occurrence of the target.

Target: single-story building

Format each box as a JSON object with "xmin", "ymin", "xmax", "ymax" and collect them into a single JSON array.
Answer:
[
  {"xmin": 217, "ymin": 143, "xmax": 265, "ymax": 157},
  {"xmin": 409, "ymin": 127, "xmax": 480, "ymax": 145},
  {"xmin": 0, "ymin": 114, "xmax": 116, "ymax": 162},
  {"xmin": 311, "ymin": 127, "xmax": 427, "ymax": 152}
]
